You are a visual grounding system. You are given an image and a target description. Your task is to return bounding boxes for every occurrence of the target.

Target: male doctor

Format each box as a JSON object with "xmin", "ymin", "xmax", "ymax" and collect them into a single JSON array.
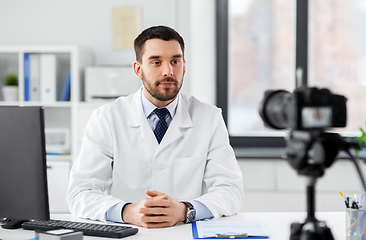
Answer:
[{"xmin": 67, "ymin": 25, "xmax": 243, "ymax": 229}]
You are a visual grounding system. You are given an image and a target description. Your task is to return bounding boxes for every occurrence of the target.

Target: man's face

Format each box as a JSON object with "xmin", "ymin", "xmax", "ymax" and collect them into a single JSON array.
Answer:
[{"xmin": 133, "ymin": 39, "xmax": 185, "ymax": 107}]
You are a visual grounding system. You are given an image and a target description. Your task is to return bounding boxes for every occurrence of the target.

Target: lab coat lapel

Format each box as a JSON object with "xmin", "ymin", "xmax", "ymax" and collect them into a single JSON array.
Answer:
[
  {"xmin": 128, "ymin": 89, "xmax": 158, "ymax": 151},
  {"xmin": 158, "ymin": 94, "xmax": 193, "ymax": 150}
]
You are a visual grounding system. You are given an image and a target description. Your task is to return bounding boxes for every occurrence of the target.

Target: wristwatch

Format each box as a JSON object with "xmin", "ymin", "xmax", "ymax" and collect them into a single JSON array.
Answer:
[{"xmin": 182, "ymin": 201, "xmax": 196, "ymax": 223}]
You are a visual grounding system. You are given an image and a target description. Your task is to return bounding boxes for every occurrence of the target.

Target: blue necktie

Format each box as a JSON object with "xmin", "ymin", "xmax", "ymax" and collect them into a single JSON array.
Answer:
[{"xmin": 153, "ymin": 108, "xmax": 170, "ymax": 144}]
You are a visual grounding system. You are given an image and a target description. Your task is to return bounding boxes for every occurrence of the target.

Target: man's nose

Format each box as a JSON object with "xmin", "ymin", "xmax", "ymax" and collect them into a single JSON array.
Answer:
[{"xmin": 162, "ymin": 62, "xmax": 173, "ymax": 77}]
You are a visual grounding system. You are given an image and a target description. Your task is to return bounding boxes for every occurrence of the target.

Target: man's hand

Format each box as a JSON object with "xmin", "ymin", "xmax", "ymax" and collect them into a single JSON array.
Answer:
[{"xmin": 122, "ymin": 190, "xmax": 187, "ymax": 228}]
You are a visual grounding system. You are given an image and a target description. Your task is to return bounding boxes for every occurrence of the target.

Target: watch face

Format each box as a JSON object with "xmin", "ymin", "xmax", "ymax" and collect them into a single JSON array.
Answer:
[{"xmin": 187, "ymin": 209, "xmax": 196, "ymax": 222}]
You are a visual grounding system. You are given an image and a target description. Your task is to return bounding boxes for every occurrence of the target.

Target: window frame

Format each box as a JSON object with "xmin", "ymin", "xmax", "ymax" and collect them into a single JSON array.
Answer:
[{"xmin": 216, "ymin": 0, "xmax": 308, "ymax": 155}]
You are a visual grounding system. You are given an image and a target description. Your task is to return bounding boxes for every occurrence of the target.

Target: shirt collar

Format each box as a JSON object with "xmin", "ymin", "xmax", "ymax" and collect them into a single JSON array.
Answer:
[{"xmin": 141, "ymin": 88, "xmax": 179, "ymax": 118}]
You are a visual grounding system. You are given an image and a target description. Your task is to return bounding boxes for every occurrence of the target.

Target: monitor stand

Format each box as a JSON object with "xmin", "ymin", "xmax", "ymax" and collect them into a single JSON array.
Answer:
[{"xmin": 1, "ymin": 218, "xmax": 27, "ymax": 229}]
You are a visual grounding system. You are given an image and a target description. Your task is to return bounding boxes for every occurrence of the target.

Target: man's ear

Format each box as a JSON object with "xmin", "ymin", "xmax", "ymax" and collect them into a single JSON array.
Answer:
[
  {"xmin": 183, "ymin": 59, "xmax": 186, "ymax": 75},
  {"xmin": 133, "ymin": 61, "xmax": 143, "ymax": 80}
]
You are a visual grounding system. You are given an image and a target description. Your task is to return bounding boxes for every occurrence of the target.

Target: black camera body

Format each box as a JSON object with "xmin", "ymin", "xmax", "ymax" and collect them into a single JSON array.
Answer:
[{"xmin": 259, "ymin": 86, "xmax": 347, "ymax": 131}]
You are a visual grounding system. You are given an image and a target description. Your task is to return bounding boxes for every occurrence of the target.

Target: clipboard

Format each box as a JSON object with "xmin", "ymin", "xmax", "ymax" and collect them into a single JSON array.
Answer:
[{"xmin": 192, "ymin": 221, "xmax": 269, "ymax": 239}]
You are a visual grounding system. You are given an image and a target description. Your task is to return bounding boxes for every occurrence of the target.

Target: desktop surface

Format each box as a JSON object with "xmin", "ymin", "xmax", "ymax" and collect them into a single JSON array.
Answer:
[{"xmin": 0, "ymin": 212, "xmax": 346, "ymax": 240}]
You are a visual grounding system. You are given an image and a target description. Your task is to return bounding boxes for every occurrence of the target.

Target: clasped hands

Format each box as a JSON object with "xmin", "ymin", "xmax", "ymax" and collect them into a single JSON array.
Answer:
[{"xmin": 122, "ymin": 190, "xmax": 187, "ymax": 228}]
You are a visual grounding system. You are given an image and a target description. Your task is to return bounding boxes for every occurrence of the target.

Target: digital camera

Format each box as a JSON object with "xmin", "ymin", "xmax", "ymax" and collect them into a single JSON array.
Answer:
[{"xmin": 259, "ymin": 86, "xmax": 347, "ymax": 130}]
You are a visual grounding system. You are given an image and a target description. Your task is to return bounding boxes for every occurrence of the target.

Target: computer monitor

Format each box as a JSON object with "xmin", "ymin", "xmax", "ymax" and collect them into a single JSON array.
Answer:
[{"xmin": 0, "ymin": 106, "xmax": 50, "ymax": 228}]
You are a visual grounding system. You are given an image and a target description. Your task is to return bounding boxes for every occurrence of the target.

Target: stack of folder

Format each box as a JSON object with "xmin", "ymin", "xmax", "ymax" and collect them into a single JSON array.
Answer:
[{"xmin": 24, "ymin": 53, "xmax": 70, "ymax": 102}]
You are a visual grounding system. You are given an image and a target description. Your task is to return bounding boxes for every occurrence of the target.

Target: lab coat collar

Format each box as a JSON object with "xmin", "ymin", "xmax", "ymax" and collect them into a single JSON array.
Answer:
[
  {"xmin": 127, "ymin": 88, "xmax": 145, "ymax": 127},
  {"xmin": 171, "ymin": 93, "xmax": 193, "ymax": 129},
  {"xmin": 157, "ymin": 93, "xmax": 193, "ymax": 150}
]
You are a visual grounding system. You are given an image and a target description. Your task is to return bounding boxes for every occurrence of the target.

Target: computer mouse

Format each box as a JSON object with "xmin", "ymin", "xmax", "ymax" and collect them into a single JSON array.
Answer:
[{"xmin": 1, "ymin": 218, "xmax": 27, "ymax": 229}]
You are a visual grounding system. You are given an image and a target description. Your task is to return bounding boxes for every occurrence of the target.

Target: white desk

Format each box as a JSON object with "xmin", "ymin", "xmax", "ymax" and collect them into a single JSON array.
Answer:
[{"xmin": 0, "ymin": 212, "xmax": 346, "ymax": 240}]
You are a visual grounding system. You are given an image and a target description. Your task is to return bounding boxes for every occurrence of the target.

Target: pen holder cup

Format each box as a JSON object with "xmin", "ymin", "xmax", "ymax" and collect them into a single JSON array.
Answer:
[{"xmin": 346, "ymin": 208, "xmax": 366, "ymax": 240}]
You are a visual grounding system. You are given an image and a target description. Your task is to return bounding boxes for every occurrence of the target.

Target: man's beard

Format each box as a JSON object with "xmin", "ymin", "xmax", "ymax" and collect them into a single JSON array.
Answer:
[{"xmin": 142, "ymin": 73, "xmax": 182, "ymax": 102}]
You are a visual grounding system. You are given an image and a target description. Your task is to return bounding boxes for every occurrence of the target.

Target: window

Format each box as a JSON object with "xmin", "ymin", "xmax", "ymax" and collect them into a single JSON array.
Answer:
[
  {"xmin": 217, "ymin": 0, "xmax": 366, "ymax": 151},
  {"xmin": 308, "ymin": 0, "xmax": 366, "ymax": 134},
  {"xmin": 227, "ymin": 0, "xmax": 295, "ymax": 137}
]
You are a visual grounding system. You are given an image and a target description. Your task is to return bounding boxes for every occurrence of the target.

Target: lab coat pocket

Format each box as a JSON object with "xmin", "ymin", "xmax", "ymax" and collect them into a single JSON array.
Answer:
[{"xmin": 173, "ymin": 154, "xmax": 206, "ymax": 200}]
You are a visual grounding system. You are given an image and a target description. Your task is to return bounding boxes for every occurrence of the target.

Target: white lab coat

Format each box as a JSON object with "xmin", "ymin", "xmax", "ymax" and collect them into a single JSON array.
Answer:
[{"xmin": 67, "ymin": 88, "xmax": 244, "ymax": 221}]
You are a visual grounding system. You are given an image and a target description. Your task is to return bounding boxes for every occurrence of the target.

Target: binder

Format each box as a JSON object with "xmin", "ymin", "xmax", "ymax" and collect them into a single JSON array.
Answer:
[
  {"xmin": 29, "ymin": 54, "xmax": 40, "ymax": 101},
  {"xmin": 40, "ymin": 54, "xmax": 56, "ymax": 102},
  {"xmin": 59, "ymin": 71, "xmax": 71, "ymax": 101},
  {"xmin": 24, "ymin": 53, "xmax": 30, "ymax": 101},
  {"xmin": 192, "ymin": 221, "xmax": 269, "ymax": 239}
]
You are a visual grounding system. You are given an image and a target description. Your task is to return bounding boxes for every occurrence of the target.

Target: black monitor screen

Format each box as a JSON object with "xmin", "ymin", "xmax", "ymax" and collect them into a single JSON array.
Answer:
[{"xmin": 0, "ymin": 106, "xmax": 49, "ymax": 221}]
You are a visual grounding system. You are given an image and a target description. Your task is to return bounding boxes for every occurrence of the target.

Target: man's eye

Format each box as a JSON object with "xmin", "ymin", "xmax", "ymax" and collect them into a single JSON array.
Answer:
[
  {"xmin": 152, "ymin": 61, "xmax": 160, "ymax": 65},
  {"xmin": 172, "ymin": 60, "xmax": 180, "ymax": 64}
]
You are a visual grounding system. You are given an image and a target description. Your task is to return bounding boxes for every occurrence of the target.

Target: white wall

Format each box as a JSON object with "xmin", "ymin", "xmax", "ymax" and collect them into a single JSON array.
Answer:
[
  {"xmin": 238, "ymin": 158, "xmax": 366, "ymax": 212},
  {"xmin": 0, "ymin": 0, "xmax": 178, "ymax": 65},
  {"xmin": 190, "ymin": 0, "xmax": 216, "ymax": 104},
  {"xmin": 0, "ymin": 0, "xmax": 216, "ymax": 104}
]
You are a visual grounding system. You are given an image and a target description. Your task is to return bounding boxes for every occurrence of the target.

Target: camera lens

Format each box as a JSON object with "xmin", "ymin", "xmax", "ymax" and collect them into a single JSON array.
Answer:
[{"xmin": 259, "ymin": 90, "xmax": 292, "ymax": 129}]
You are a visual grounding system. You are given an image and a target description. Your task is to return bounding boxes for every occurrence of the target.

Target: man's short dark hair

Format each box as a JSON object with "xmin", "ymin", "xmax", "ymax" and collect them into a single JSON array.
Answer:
[{"xmin": 134, "ymin": 25, "xmax": 185, "ymax": 62}]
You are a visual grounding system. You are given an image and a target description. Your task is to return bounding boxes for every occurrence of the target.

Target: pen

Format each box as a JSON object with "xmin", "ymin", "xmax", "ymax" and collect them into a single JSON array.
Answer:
[
  {"xmin": 360, "ymin": 193, "xmax": 366, "ymax": 209},
  {"xmin": 354, "ymin": 194, "xmax": 359, "ymax": 208},
  {"xmin": 340, "ymin": 191, "xmax": 349, "ymax": 208}
]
